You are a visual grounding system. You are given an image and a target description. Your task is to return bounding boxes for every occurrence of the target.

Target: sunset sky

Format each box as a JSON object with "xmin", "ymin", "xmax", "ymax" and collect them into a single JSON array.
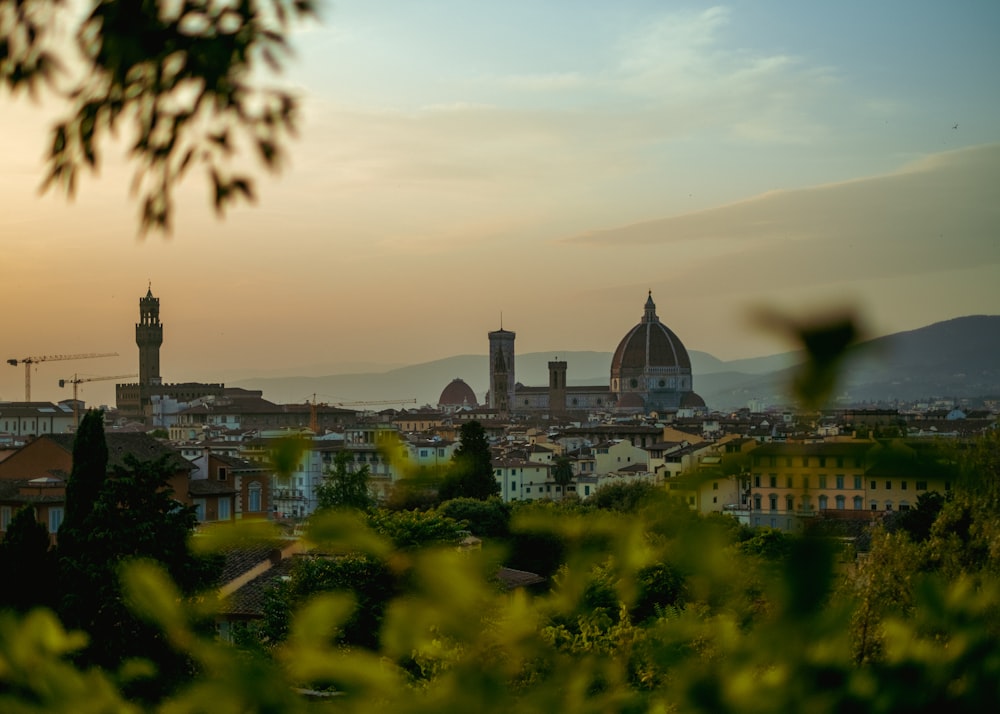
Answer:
[{"xmin": 2, "ymin": 1, "xmax": 998, "ymax": 407}]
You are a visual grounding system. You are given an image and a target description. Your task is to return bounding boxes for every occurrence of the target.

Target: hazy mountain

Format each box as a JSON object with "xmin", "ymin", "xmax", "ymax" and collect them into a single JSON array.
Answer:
[
  {"xmin": 230, "ymin": 316, "xmax": 998, "ymax": 410},
  {"xmin": 698, "ymin": 316, "xmax": 1000, "ymax": 408}
]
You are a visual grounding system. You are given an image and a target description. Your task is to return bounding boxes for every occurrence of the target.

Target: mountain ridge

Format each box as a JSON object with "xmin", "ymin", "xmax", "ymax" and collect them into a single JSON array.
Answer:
[{"xmin": 230, "ymin": 315, "xmax": 999, "ymax": 410}]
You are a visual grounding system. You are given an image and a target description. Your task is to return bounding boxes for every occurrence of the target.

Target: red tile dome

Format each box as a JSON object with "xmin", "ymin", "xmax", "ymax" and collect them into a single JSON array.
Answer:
[{"xmin": 438, "ymin": 378, "xmax": 478, "ymax": 407}]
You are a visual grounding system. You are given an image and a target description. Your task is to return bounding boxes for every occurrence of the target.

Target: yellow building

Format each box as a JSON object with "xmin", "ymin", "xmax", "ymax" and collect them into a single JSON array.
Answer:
[{"xmin": 748, "ymin": 440, "xmax": 953, "ymax": 531}]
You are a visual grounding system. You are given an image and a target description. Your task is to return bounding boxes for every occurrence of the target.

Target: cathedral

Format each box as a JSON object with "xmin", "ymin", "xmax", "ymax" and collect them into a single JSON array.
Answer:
[{"xmin": 487, "ymin": 293, "xmax": 705, "ymax": 417}]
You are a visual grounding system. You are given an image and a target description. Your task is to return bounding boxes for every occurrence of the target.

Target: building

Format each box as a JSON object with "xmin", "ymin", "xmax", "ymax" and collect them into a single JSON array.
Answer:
[
  {"xmin": 116, "ymin": 287, "xmax": 226, "ymax": 422},
  {"xmin": 0, "ymin": 432, "xmax": 195, "ymax": 540},
  {"xmin": 747, "ymin": 440, "xmax": 955, "ymax": 531},
  {"xmin": 487, "ymin": 293, "xmax": 705, "ymax": 417}
]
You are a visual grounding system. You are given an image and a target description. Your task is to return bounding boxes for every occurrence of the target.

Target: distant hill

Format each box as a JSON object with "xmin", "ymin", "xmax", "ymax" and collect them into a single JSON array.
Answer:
[
  {"xmin": 698, "ymin": 316, "xmax": 1000, "ymax": 408},
  {"xmin": 231, "ymin": 316, "xmax": 999, "ymax": 410}
]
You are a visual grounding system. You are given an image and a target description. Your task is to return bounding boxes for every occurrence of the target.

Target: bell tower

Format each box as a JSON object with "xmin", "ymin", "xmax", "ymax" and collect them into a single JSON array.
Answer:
[
  {"xmin": 136, "ymin": 285, "xmax": 163, "ymax": 388},
  {"xmin": 488, "ymin": 326, "xmax": 515, "ymax": 417}
]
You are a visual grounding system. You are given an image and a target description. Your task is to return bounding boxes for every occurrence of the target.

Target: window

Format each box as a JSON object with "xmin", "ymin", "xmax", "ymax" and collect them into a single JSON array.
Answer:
[
  {"xmin": 0, "ymin": 506, "xmax": 11, "ymax": 531},
  {"xmin": 835, "ymin": 495, "xmax": 845, "ymax": 510},
  {"xmin": 870, "ymin": 480, "xmax": 877, "ymax": 490},
  {"xmin": 785, "ymin": 496, "xmax": 794, "ymax": 512},
  {"xmin": 819, "ymin": 475, "xmax": 827, "ymax": 489},
  {"xmin": 901, "ymin": 481, "xmax": 908, "ymax": 490},
  {"xmin": 885, "ymin": 481, "xmax": 892, "ymax": 490},
  {"xmin": 870, "ymin": 502, "xmax": 878, "ymax": 511},
  {"xmin": 786, "ymin": 476, "xmax": 793, "ymax": 488},
  {"xmin": 248, "ymin": 483, "xmax": 262, "ymax": 513},
  {"xmin": 754, "ymin": 474, "xmax": 761, "ymax": 487},
  {"xmin": 712, "ymin": 482, "xmax": 719, "ymax": 490},
  {"xmin": 854, "ymin": 476, "xmax": 862, "ymax": 490},
  {"xmin": 754, "ymin": 495, "xmax": 762, "ymax": 511},
  {"xmin": 526, "ymin": 487, "xmax": 531, "ymax": 493},
  {"xmin": 836, "ymin": 475, "xmax": 844, "ymax": 489},
  {"xmin": 802, "ymin": 475, "xmax": 809, "ymax": 489},
  {"xmin": 217, "ymin": 498, "xmax": 231, "ymax": 520},
  {"xmin": 584, "ymin": 485, "xmax": 590, "ymax": 496},
  {"xmin": 769, "ymin": 475, "xmax": 777, "ymax": 488},
  {"xmin": 836, "ymin": 457, "xmax": 844, "ymax": 468},
  {"xmin": 916, "ymin": 481, "xmax": 928, "ymax": 491},
  {"xmin": 853, "ymin": 496, "xmax": 863, "ymax": 510},
  {"xmin": 819, "ymin": 457, "xmax": 826, "ymax": 468},
  {"xmin": 819, "ymin": 495, "xmax": 828, "ymax": 510},
  {"xmin": 48, "ymin": 506, "xmax": 64, "ymax": 533},
  {"xmin": 885, "ymin": 501, "xmax": 893, "ymax": 512},
  {"xmin": 802, "ymin": 457, "xmax": 809, "ymax": 467},
  {"xmin": 193, "ymin": 499, "xmax": 206, "ymax": 521},
  {"xmin": 512, "ymin": 482, "xmax": 517, "ymax": 490},
  {"xmin": 769, "ymin": 495, "xmax": 777, "ymax": 511}
]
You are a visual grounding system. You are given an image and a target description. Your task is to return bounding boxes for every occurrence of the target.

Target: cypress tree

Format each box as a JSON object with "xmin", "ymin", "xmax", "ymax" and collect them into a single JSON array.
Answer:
[
  {"xmin": 58, "ymin": 409, "xmax": 109, "ymax": 555},
  {"xmin": 443, "ymin": 421, "xmax": 500, "ymax": 501},
  {"xmin": 0, "ymin": 505, "xmax": 55, "ymax": 612}
]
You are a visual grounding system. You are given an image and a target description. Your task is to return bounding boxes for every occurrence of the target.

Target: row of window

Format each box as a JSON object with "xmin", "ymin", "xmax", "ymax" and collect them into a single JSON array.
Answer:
[
  {"xmin": 752, "ymin": 494, "xmax": 911, "ymax": 512},
  {"xmin": 755, "ymin": 456, "xmax": 861, "ymax": 468},
  {"xmin": 753, "ymin": 474, "xmax": 934, "ymax": 491}
]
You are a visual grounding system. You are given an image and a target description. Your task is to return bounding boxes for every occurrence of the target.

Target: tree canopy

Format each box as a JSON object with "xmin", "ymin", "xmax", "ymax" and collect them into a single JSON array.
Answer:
[
  {"xmin": 440, "ymin": 421, "xmax": 499, "ymax": 501},
  {"xmin": 1, "ymin": 0, "xmax": 315, "ymax": 233},
  {"xmin": 316, "ymin": 450, "xmax": 374, "ymax": 512}
]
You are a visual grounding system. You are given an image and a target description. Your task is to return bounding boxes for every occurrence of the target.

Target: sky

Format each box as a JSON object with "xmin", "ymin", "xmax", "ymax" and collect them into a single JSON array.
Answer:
[{"xmin": 1, "ymin": 0, "xmax": 999, "ymax": 407}]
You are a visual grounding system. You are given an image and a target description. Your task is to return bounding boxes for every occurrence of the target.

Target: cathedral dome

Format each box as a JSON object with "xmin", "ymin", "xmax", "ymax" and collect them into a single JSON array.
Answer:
[
  {"xmin": 609, "ymin": 292, "xmax": 697, "ymax": 413},
  {"xmin": 438, "ymin": 378, "xmax": 478, "ymax": 408},
  {"xmin": 610, "ymin": 292, "xmax": 691, "ymax": 375}
]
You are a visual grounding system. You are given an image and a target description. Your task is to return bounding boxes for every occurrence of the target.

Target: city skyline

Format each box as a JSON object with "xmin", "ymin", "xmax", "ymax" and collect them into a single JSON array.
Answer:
[{"xmin": 2, "ymin": 1, "xmax": 998, "ymax": 406}]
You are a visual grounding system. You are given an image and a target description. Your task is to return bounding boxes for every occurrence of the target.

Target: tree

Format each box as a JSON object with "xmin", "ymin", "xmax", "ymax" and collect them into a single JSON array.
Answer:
[
  {"xmin": 57, "ymin": 408, "xmax": 108, "ymax": 558},
  {"xmin": 1, "ymin": 0, "xmax": 315, "ymax": 233},
  {"xmin": 316, "ymin": 450, "xmax": 374, "ymax": 512},
  {"xmin": 0, "ymin": 506, "xmax": 56, "ymax": 612},
  {"xmin": 440, "ymin": 421, "xmax": 499, "ymax": 501},
  {"xmin": 552, "ymin": 456, "xmax": 574, "ymax": 501},
  {"xmin": 437, "ymin": 497, "xmax": 511, "ymax": 538},
  {"xmin": 56, "ymin": 443, "xmax": 220, "ymax": 699}
]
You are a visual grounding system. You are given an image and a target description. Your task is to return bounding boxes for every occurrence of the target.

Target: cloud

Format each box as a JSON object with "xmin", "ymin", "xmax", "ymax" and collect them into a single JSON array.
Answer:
[{"xmin": 563, "ymin": 144, "xmax": 1000, "ymax": 291}]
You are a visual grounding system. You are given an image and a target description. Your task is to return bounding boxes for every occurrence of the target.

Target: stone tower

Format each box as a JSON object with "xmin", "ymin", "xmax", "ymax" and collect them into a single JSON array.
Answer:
[
  {"xmin": 136, "ymin": 286, "xmax": 163, "ymax": 390},
  {"xmin": 488, "ymin": 327, "xmax": 516, "ymax": 416},
  {"xmin": 548, "ymin": 359, "xmax": 567, "ymax": 415}
]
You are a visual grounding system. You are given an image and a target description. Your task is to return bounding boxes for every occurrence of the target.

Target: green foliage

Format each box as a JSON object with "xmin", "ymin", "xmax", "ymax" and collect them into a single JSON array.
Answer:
[
  {"xmin": 261, "ymin": 553, "xmax": 398, "ymax": 650},
  {"xmin": 552, "ymin": 456, "xmax": 574, "ymax": 500},
  {"xmin": 437, "ymin": 497, "xmax": 511, "ymax": 538},
  {"xmin": 56, "ymin": 444, "xmax": 220, "ymax": 698},
  {"xmin": 315, "ymin": 450, "xmax": 375, "ymax": 512},
  {"xmin": 267, "ymin": 432, "xmax": 310, "ymax": 482},
  {"xmin": 0, "ymin": 506, "xmax": 56, "ymax": 613},
  {"xmin": 1, "ymin": 0, "xmax": 316, "ymax": 234},
  {"xmin": 589, "ymin": 480, "xmax": 660, "ymax": 512},
  {"xmin": 441, "ymin": 421, "xmax": 500, "ymax": 501},
  {"xmin": 366, "ymin": 508, "xmax": 464, "ymax": 550},
  {"xmin": 58, "ymin": 408, "xmax": 108, "ymax": 559},
  {"xmin": 5, "ymin": 422, "xmax": 1000, "ymax": 712}
]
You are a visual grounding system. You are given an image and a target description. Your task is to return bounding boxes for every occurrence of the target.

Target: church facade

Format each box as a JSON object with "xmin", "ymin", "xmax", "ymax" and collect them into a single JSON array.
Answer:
[{"xmin": 488, "ymin": 293, "xmax": 705, "ymax": 417}]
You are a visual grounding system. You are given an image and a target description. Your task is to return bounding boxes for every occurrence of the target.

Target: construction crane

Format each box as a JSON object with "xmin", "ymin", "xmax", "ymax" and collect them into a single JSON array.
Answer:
[
  {"xmin": 6, "ymin": 352, "xmax": 118, "ymax": 401},
  {"xmin": 59, "ymin": 373, "xmax": 138, "ymax": 428}
]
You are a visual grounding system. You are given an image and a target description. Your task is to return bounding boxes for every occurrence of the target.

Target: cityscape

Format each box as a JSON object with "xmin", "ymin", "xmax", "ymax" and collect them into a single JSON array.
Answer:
[{"xmin": 1, "ymin": 1, "xmax": 999, "ymax": 710}]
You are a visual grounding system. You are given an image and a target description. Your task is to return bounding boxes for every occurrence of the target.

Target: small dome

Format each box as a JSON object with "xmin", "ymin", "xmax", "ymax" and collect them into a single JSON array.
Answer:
[
  {"xmin": 438, "ymin": 378, "xmax": 478, "ymax": 407},
  {"xmin": 617, "ymin": 392, "xmax": 645, "ymax": 409},
  {"xmin": 680, "ymin": 392, "xmax": 706, "ymax": 409}
]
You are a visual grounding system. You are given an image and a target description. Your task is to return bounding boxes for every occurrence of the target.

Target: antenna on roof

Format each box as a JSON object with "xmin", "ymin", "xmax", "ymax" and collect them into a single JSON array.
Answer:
[{"xmin": 500, "ymin": 311, "xmax": 503, "ymax": 329}]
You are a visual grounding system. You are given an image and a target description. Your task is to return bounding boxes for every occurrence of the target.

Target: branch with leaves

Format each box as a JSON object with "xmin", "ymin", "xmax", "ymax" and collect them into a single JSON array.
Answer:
[{"xmin": 2, "ymin": 0, "xmax": 315, "ymax": 233}]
